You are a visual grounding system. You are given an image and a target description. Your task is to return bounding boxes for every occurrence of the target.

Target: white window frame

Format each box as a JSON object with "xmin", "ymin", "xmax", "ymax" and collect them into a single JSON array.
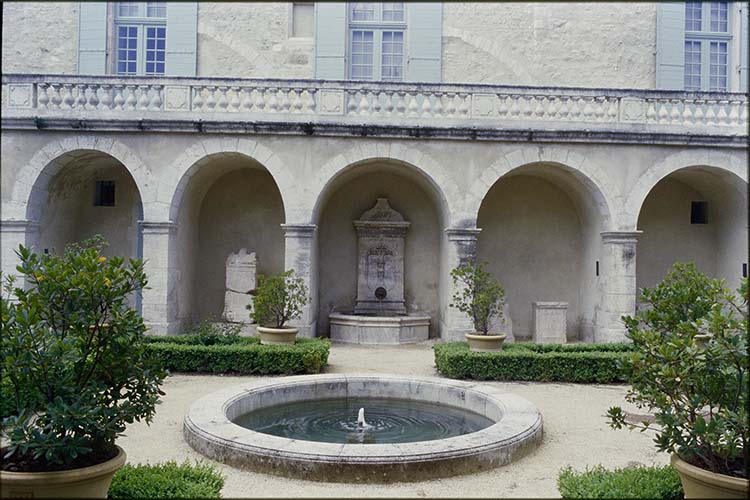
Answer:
[
  {"xmin": 347, "ymin": 3, "xmax": 407, "ymax": 81},
  {"xmin": 684, "ymin": 1, "xmax": 733, "ymax": 91},
  {"xmin": 113, "ymin": 2, "xmax": 167, "ymax": 76}
]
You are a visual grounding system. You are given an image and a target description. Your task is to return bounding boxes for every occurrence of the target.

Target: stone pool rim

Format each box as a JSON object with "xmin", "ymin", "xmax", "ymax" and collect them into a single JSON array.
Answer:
[{"xmin": 183, "ymin": 373, "xmax": 543, "ymax": 482}]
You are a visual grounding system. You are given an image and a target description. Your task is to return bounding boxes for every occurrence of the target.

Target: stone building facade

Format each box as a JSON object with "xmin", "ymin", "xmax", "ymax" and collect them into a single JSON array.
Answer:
[{"xmin": 1, "ymin": 2, "xmax": 748, "ymax": 343}]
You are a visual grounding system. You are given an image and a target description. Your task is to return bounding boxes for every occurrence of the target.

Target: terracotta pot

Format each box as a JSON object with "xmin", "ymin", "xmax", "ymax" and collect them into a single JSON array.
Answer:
[
  {"xmin": 671, "ymin": 453, "xmax": 749, "ymax": 499},
  {"xmin": 465, "ymin": 333, "xmax": 507, "ymax": 352},
  {"xmin": 0, "ymin": 445, "xmax": 126, "ymax": 499},
  {"xmin": 258, "ymin": 326, "xmax": 299, "ymax": 345}
]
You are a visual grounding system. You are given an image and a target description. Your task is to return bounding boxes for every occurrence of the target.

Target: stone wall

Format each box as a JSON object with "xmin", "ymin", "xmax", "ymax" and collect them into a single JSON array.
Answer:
[{"xmin": 2, "ymin": 1, "xmax": 658, "ymax": 89}]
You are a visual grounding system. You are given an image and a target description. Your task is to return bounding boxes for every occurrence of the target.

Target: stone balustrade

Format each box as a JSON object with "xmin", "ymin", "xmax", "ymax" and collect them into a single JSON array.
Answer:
[{"xmin": 3, "ymin": 74, "xmax": 747, "ymax": 141}]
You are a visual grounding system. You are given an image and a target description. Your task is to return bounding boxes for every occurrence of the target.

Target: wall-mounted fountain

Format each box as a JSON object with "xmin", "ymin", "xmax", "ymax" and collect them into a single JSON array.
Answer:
[
  {"xmin": 184, "ymin": 374, "xmax": 543, "ymax": 482},
  {"xmin": 329, "ymin": 198, "xmax": 430, "ymax": 344}
]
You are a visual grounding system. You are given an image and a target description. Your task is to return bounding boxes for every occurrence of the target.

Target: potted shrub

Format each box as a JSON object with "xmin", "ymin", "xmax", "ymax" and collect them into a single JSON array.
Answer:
[
  {"xmin": 450, "ymin": 262, "xmax": 507, "ymax": 352},
  {"xmin": 607, "ymin": 263, "xmax": 748, "ymax": 499},
  {"xmin": 248, "ymin": 269, "xmax": 309, "ymax": 345},
  {"xmin": 0, "ymin": 237, "xmax": 166, "ymax": 499}
]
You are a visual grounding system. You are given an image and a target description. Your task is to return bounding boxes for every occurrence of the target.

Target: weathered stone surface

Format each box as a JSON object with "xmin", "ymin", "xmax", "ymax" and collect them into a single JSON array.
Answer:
[
  {"xmin": 329, "ymin": 313, "xmax": 430, "ymax": 345},
  {"xmin": 223, "ymin": 249, "xmax": 256, "ymax": 323},
  {"xmin": 222, "ymin": 290, "xmax": 253, "ymax": 324},
  {"xmin": 532, "ymin": 302, "xmax": 568, "ymax": 344}
]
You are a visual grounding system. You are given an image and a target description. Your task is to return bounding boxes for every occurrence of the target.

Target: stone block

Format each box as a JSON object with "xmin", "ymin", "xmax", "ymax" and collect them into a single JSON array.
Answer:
[
  {"xmin": 532, "ymin": 301, "xmax": 568, "ymax": 344},
  {"xmin": 223, "ymin": 290, "xmax": 253, "ymax": 323},
  {"xmin": 225, "ymin": 249, "xmax": 256, "ymax": 292}
]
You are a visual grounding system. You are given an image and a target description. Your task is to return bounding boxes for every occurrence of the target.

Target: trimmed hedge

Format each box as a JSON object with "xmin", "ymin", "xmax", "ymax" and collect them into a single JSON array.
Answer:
[
  {"xmin": 144, "ymin": 335, "xmax": 330, "ymax": 375},
  {"xmin": 434, "ymin": 342, "xmax": 631, "ymax": 383},
  {"xmin": 108, "ymin": 460, "xmax": 224, "ymax": 498},
  {"xmin": 558, "ymin": 465, "xmax": 683, "ymax": 499}
]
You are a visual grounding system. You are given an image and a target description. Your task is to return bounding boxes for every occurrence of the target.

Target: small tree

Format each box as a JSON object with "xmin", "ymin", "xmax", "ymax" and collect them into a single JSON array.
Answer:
[
  {"xmin": 449, "ymin": 261, "xmax": 505, "ymax": 334},
  {"xmin": 248, "ymin": 269, "xmax": 309, "ymax": 329},
  {"xmin": 1, "ymin": 236, "xmax": 166, "ymax": 470},
  {"xmin": 607, "ymin": 263, "xmax": 748, "ymax": 479}
]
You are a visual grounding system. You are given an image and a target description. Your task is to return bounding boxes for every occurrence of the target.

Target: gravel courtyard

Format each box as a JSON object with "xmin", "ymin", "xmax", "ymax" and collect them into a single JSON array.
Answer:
[{"xmin": 118, "ymin": 341, "xmax": 666, "ymax": 498}]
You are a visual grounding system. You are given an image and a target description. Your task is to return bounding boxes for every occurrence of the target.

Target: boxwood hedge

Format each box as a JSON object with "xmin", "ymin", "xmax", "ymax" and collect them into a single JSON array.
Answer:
[
  {"xmin": 144, "ymin": 335, "xmax": 330, "ymax": 375},
  {"xmin": 109, "ymin": 460, "xmax": 224, "ymax": 498},
  {"xmin": 434, "ymin": 342, "xmax": 632, "ymax": 383},
  {"xmin": 557, "ymin": 465, "xmax": 683, "ymax": 499}
]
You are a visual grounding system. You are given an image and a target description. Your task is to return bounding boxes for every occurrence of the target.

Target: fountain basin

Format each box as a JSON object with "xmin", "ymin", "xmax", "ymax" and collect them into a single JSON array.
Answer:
[
  {"xmin": 184, "ymin": 374, "xmax": 543, "ymax": 482},
  {"xmin": 329, "ymin": 313, "xmax": 430, "ymax": 344}
]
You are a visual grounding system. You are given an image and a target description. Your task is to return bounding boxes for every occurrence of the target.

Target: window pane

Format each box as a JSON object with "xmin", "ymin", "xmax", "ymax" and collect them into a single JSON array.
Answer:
[
  {"xmin": 116, "ymin": 25, "xmax": 138, "ymax": 75},
  {"xmin": 147, "ymin": 2, "xmax": 167, "ymax": 18},
  {"xmin": 709, "ymin": 41, "xmax": 727, "ymax": 91},
  {"xmin": 117, "ymin": 2, "xmax": 140, "ymax": 18},
  {"xmin": 684, "ymin": 40, "xmax": 701, "ymax": 90},
  {"xmin": 710, "ymin": 2, "xmax": 728, "ymax": 32},
  {"xmin": 685, "ymin": 1, "xmax": 702, "ymax": 31},
  {"xmin": 381, "ymin": 30, "xmax": 404, "ymax": 81},
  {"xmin": 352, "ymin": 3, "xmax": 375, "ymax": 21},
  {"xmin": 382, "ymin": 2, "xmax": 404, "ymax": 22},
  {"xmin": 350, "ymin": 29, "xmax": 374, "ymax": 79},
  {"xmin": 144, "ymin": 23, "xmax": 166, "ymax": 75}
]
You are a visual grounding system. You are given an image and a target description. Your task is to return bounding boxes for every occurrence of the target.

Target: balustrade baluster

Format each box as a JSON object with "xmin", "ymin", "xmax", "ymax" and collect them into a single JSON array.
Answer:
[
  {"xmin": 594, "ymin": 96, "xmax": 606, "ymax": 122},
  {"xmin": 582, "ymin": 97, "xmax": 595, "ymax": 121},
  {"xmin": 727, "ymin": 100, "xmax": 740, "ymax": 125},
  {"xmin": 241, "ymin": 87, "xmax": 254, "ymax": 111},
  {"xmin": 705, "ymin": 100, "xmax": 717, "ymax": 124},
  {"xmin": 48, "ymin": 83, "xmax": 62, "ymax": 109},
  {"xmin": 458, "ymin": 93, "xmax": 470, "ymax": 116},
  {"xmin": 669, "ymin": 99, "xmax": 681, "ymax": 124},
  {"xmin": 395, "ymin": 91, "xmax": 407, "ymax": 115},
  {"xmin": 432, "ymin": 92, "xmax": 443, "ymax": 117},
  {"xmin": 99, "ymin": 85, "xmax": 112, "ymax": 110},
  {"xmin": 645, "ymin": 100, "xmax": 656, "ymax": 122},
  {"xmin": 269, "ymin": 88, "xmax": 281, "ymax": 112},
  {"xmin": 444, "ymin": 92, "xmax": 456, "ymax": 117},
  {"xmin": 606, "ymin": 97, "xmax": 618, "ymax": 121},
  {"xmin": 358, "ymin": 91, "xmax": 370, "ymax": 115},
  {"xmin": 522, "ymin": 95, "xmax": 534, "ymax": 119},
  {"xmin": 280, "ymin": 88, "xmax": 292, "ymax": 113},
  {"xmin": 371, "ymin": 91, "xmax": 382, "ymax": 115},
  {"xmin": 230, "ymin": 86, "xmax": 241, "ymax": 111},
  {"xmin": 125, "ymin": 85, "xmax": 138, "ymax": 110},
  {"xmin": 692, "ymin": 99, "xmax": 704, "ymax": 124},
  {"xmin": 346, "ymin": 90, "xmax": 358, "ymax": 114},
  {"xmin": 75, "ymin": 84, "xmax": 88, "ymax": 109},
  {"xmin": 682, "ymin": 99, "xmax": 694, "ymax": 124},
  {"xmin": 137, "ymin": 85, "xmax": 151, "ymax": 110},
  {"xmin": 740, "ymin": 101, "xmax": 748, "ymax": 125},
  {"xmin": 37, "ymin": 84, "xmax": 50, "ymax": 109},
  {"xmin": 61, "ymin": 84, "xmax": 75, "ymax": 109},
  {"xmin": 545, "ymin": 96, "xmax": 557, "ymax": 119},
  {"xmin": 112, "ymin": 85, "xmax": 125, "ymax": 110},
  {"xmin": 305, "ymin": 89, "xmax": 317, "ymax": 113},
  {"xmin": 87, "ymin": 85, "xmax": 100, "ymax": 109},
  {"xmin": 204, "ymin": 86, "xmax": 217, "ymax": 110},
  {"xmin": 509, "ymin": 94, "xmax": 520, "ymax": 118},
  {"xmin": 421, "ymin": 93, "xmax": 432, "ymax": 117},
  {"xmin": 406, "ymin": 92, "xmax": 419, "ymax": 116},
  {"xmin": 292, "ymin": 88, "xmax": 304, "ymax": 113},
  {"xmin": 534, "ymin": 95, "xmax": 546, "ymax": 119},
  {"xmin": 254, "ymin": 87, "xmax": 266, "ymax": 112},
  {"xmin": 716, "ymin": 100, "xmax": 729, "ymax": 125},
  {"xmin": 150, "ymin": 85, "xmax": 163, "ymax": 110},
  {"xmin": 216, "ymin": 86, "xmax": 229, "ymax": 110},
  {"xmin": 656, "ymin": 100, "xmax": 669, "ymax": 124},
  {"xmin": 496, "ymin": 94, "xmax": 509, "ymax": 117},
  {"xmin": 192, "ymin": 87, "xmax": 204, "ymax": 110}
]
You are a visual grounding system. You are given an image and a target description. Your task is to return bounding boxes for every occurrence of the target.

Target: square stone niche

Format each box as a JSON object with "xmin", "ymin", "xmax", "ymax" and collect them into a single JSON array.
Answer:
[{"xmin": 532, "ymin": 302, "xmax": 568, "ymax": 344}]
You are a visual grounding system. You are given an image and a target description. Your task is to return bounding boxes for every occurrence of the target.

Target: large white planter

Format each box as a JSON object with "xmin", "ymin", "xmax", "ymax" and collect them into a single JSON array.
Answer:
[
  {"xmin": 465, "ymin": 333, "xmax": 507, "ymax": 352},
  {"xmin": 258, "ymin": 326, "xmax": 298, "ymax": 345},
  {"xmin": 0, "ymin": 445, "xmax": 126, "ymax": 499},
  {"xmin": 671, "ymin": 453, "xmax": 749, "ymax": 499}
]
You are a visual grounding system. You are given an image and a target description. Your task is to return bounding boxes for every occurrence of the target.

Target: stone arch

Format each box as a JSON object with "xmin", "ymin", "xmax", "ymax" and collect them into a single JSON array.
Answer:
[
  {"xmin": 624, "ymin": 150, "xmax": 748, "ymax": 230},
  {"xmin": 467, "ymin": 146, "xmax": 619, "ymax": 230},
  {"xmin": 6, "ymin": 136, "xmax": 149, "ymax": 222},
  {"xmin": 153, "ymin": 137, "xmax": 295, "ymax": 222},
  {"xmin": 309, "ymin": 143, "xmax": 457, "ymax": 227}
]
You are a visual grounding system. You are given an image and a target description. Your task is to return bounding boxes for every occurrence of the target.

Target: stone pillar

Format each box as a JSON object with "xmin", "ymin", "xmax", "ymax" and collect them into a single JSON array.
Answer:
[
  {"xmin": 597, "ymin": 231, "xmax": 641, "ymax": 343},
  {"xmin": 0, "ymin": 220, "xmax": 39, "ymax": 285},
  {"xmin": 281, "ymin": 223, "xmax": 317, "ymax": 338},
  {"xmin": 443, "ymin": 227, "xmax": 482, "ymax": 342},
  {"xmin": 140, "ymin": 221, "xmax": 179, "ymax": 336}
]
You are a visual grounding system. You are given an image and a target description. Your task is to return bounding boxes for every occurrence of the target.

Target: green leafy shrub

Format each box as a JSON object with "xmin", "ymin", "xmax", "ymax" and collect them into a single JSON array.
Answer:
[
  {"xmin": 108, "ymin": 460, "xmax": 224, "ymax": 498},
  {"xmin": 607, "ymin": 263, "xmax": 748, "ymax": 479},
  {"xmin": 449, "ymin": 262, "xmax": 505, "ymax": 334},
  {"xmin": 434, "ymin": 342, "xmax": 629, "ymax": 383},
  {"xmin": 557, "ymin": 465, "xmax": 683, "ymax": 499},
  {"xmin": 248, "ymin": 269, "xmax": 309, "ymax": 328},
  {"xmin": 181, "ymin": 319, "xmax": 241, "ymax": 346},
  {"xmin": 144, "ymin": 336, "xmax": 330, "ymax": 374},
  {"xmin": 0, "ymin": 237, "xmax": 166, "ymax": 470}
]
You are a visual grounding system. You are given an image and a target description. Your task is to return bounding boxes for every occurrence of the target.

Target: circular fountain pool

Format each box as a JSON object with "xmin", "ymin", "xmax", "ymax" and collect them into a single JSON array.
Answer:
[{"xmin": 184, "ymin": 374, "xmax": 543, "ymax": 482}]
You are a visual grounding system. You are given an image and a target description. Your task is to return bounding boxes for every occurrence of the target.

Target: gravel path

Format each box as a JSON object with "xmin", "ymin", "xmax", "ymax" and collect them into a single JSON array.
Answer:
[{"xmin": 118, "ymin": 341, "xmax": 667, "ymax": 498}]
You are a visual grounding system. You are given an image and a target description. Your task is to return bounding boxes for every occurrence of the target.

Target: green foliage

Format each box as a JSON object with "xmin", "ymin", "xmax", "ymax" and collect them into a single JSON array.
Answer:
[
  {"xmin": 449, "ymin": 262, "xmax": 505, "ymax": 334},
  {"xmin": 557, "ymin": 465, "xmax": 683, "ymax": 499},
  {"xmin": 248, "ymin": 269, "xmax": 309, "ymax": 328},
  {"xmin": 607, "ymin": 263, "xmax": 748, "ymax": 479},
  {"xmin": 108, "ymin": 460, "xmax": 224, "ymax": 499},
  {"xmin": 144, "ymin": 336, "xmax": 330, "ymax": 375},
  {"xmin": 181, "ymin": 319, "xmax": 241, "ymax": 346},
  {"xmin": 434, "ymin": 342, "xmax": 629, "ymax": 383},
  {"xmin": 0, "ymin": 237, "xmax": 166, "ymax": 468}
]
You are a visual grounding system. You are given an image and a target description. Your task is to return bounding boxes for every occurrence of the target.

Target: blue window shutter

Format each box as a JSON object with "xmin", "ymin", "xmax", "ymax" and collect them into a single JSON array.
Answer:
[
  {"xmin": 166, "ymin": 2, "xmax": 198, "ymax": 76},
  {"xmin": 406, "ymin": 2, "xmax": 442, "ymax": 82},
  {"xmin": 740, "ymin": 3, "xmax": 749, "ymax": 92},
  {"xmin": 315, "ymin": 2, "xmax": 347, "ymax": 79},
  {"xmin": 77, "ymin": 1, "xmax": 107, "ymax": 74},
  {"xmin": 656, "ymin": 2, "xmax": 686, "ymax": 90}
]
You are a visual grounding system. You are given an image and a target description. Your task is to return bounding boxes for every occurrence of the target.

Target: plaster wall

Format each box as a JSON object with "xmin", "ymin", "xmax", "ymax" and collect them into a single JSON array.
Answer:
[
  {"xmin": 317, "ymin": 166, "xmax": 441, "ymax": 337},
  {"xmin": 175, "ymin": 158, "xmax": 284, "ymax": 324},
  {"xmin": 2, "ymin": 1, "xmax": 660, "ymax": 89},
  {"xmin": 477, "ymin": 174, "xmax": 586, "ymax": 341},
  {"xmin": 38, "ymin": 158, "xmax": 142, "ymax": 260}
]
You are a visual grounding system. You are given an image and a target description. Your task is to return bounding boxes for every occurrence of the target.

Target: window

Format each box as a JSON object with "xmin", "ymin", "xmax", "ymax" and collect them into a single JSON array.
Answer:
[
  {"xmin": 348, "ymin": 2, "xmax": 405, "ymax": 81},
  {"xmin": 683, "ymin": 1, "xmax": 732, "ymax": 91},
  {"xmin": 95, "ymin": 181, "xmax": 116, "ymax": 207},
  {"xmin": 114, "ymin": 2, "xmax": 167, "ymax": 76},
  {"xmin": 690, "ymin": 201, "xmax": 709, "ymax": 224}
]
